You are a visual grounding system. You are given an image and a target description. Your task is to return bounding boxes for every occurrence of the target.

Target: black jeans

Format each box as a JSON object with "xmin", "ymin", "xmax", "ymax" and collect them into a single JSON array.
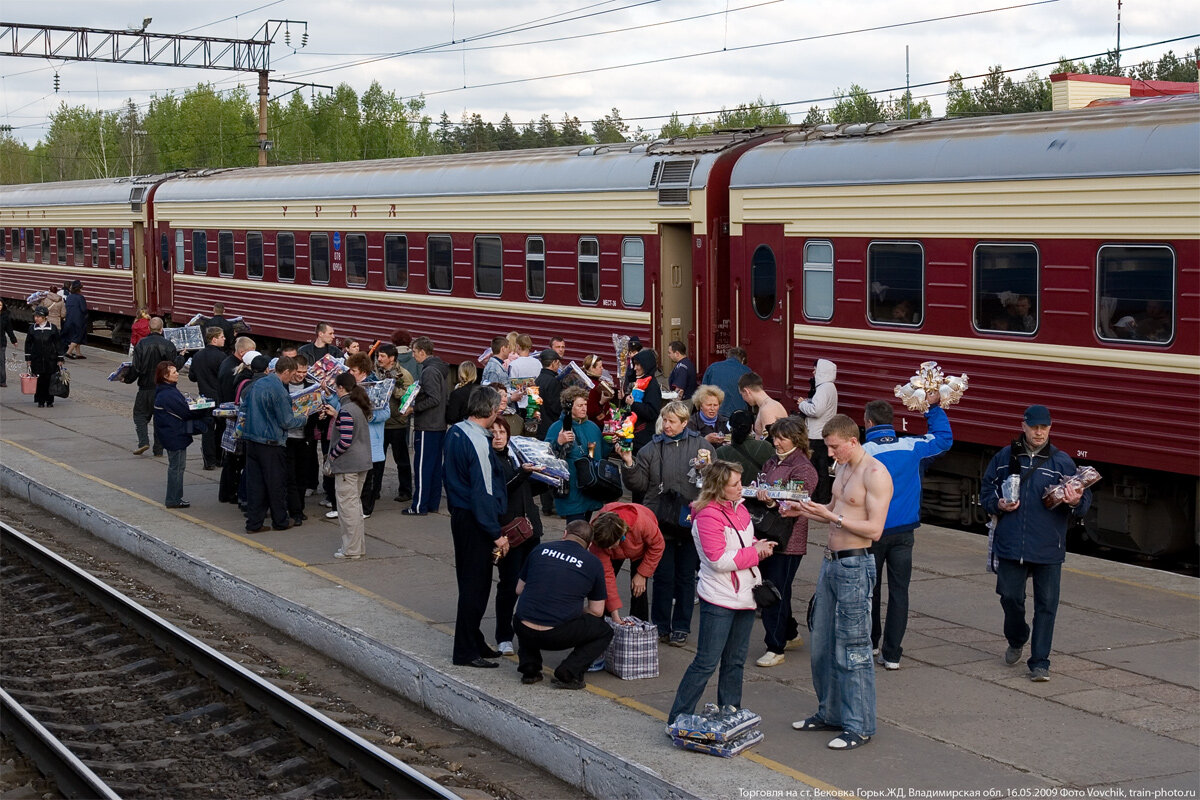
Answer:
[
  {"xmin": 200, "ymin": 417, "xmax": 223, "ymax": 468},
  {"xmin": 494, "ymin": 536, "xmax": 539, "ymax": 644},
  {"xmin": 809, "ymin": 439, "xmax": 833, "ymax": 504},
  {"xmin": 133, "ymin": 388, "xmax": 159, "ymax": 451},
  {"xmin": 610, "ymin": 557, "xmax": 649, "ymax": 621},
  {"xmin": 244, "ymin": 441, "xmax": 289, "ymax": 529},
  {"xmin": 450, "ymin": 507, "xmax": 498, "ymax": 665},
  {"xmin": 871, "ymin": 531, "xmax": 915, "ymax": 663},
  {"xmin": 515, "ymin": 615, "xmax": 614, "ymax": 683},
  {"xmin": 382, "ymin": 427, "xmax": 413, "ymax": 497},
  {"xmin": 285, "ymin": 438, "xmax": 308, "ymax": 518}
]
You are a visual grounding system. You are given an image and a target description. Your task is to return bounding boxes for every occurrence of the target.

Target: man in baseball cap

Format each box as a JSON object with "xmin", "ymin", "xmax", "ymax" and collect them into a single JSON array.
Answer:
[{"xmin": 980, "ymin": 404, "xmax": 1091, "ymax": 682}]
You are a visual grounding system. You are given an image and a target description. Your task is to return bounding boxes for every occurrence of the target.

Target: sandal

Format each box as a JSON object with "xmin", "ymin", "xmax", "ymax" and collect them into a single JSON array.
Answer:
[
  {"xmin": 828, "ymin": 732, "xmax": 871, "ymax": 750},
  {"xmin": 792, "ymin": 716, "xmax": 839, "ymax": 732}
]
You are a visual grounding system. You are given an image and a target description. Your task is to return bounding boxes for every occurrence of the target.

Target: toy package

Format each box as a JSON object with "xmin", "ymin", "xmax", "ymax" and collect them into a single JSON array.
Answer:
[{"xmin": 668, "ymin": 705, "xmax": 764, "ymax": 757}]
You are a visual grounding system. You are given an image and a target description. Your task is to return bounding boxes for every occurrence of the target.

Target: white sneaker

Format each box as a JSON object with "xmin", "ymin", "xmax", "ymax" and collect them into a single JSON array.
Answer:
[
  {"xmin": 497, "ymin": 640, "xmax": 514, "ymax": 655},
  {"xmin": 756, "ymin": 651, "xmax": 785, "ymax": 668},
  {"xmin": 325, "ymin": 510, "xmax": 339, "ymax": 519},
  {"xmin": 319, "ymin": 499, "xmax": 333, "ymax": 508},
  {"xmin": 363, "ymin": 513, "xmax": 371, "ymax": 519},
  {"xmin": 333, "ymin": 549, "xmax": 361, "ymax": 560},
  {"xmin": 876, "ymin": 654, "xmax": 900, "ymax": 670},
  {"xmin": 305, "ymin": 488, "xmax": 315, "ymax": 497}
]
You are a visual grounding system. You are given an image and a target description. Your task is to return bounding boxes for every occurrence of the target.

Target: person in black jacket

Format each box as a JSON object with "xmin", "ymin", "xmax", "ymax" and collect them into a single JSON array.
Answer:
[
  {"xmin": 124, "ymin": 317, "xmax": 184, "ymax": 455},
  {"xmin": 405, "ymin": 336, "xmax": 448, "ymax": 516},
  {"xmin": 24, "ymin": 306, "xmax": 64, "ymax": 408},
  {"xmin": 188, "ymin": 327, "xmax": 227, "ymax": 469},
  {"xmin": 1, "ymin": 304, "xmax": 17, "ymax": 388},
  {"xmin": 534, "ymin": 348, "xmax": 564, "ymax": 517},
  {"xmin": 201, "ymin": 303, "xmax": 236, "ymax": 353},
  {"xmin": 490, "ymin": 414, "xmax": 546, "ymax": 655}
]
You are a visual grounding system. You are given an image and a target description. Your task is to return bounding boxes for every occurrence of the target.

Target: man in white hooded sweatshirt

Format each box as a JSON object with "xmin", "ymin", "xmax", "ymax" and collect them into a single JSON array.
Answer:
[{"xmin": 798, "ymin": 359, "xmax": 838, "ymax": 503}]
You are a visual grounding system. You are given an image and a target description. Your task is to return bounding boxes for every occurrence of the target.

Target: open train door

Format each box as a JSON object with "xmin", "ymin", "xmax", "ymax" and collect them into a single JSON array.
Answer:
[
  {"xmin": 131, "ymin": 222, "xmax": 149, "ymax": 312},
  {"xmin": 732, "ymin": 223, "xmax": 796, "ymax": 400},
  {"xmin": 658, "ymin": 223, "xmax": 694, "ymax": 370}
]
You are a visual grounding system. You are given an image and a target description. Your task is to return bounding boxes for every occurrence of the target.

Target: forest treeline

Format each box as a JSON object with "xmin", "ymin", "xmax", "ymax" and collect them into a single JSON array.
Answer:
[{"xmin": 1, "ymin": 48, "xmax": 1194, "ymax": 184}]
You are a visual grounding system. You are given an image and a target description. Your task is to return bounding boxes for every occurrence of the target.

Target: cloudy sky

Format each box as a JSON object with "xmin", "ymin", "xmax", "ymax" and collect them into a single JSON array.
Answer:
[{"xmin": 2, "ymin": 0, "xmax": 1194, "ymax": 144}]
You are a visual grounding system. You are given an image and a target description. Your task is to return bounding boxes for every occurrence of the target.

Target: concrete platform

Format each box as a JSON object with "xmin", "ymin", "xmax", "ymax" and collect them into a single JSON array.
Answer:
[{"xmin": 2, "ymin": 342, "xmax": 1197, "ymax": 799}]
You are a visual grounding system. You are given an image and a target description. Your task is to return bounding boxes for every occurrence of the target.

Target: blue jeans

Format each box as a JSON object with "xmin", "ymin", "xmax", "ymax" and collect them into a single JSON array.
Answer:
[
  {"xmin": 165, "ymin": 448, "xmax": 187, "ymax": 506},
  {"xmin": 652, "ymin": 536, "xmax": 699, "ymax": 637},
  {"xmin": 810, "ymin": 554, "xmax": 877, "ymax": 737},
  {"xmin": 995, "ymin": 558, "xmax": 1061, "ymax": 671},
  {"xmin": 760, "ymin": 552, "xmax": 804, "ymax": 653},
  {"xmin": 668, "ymin": 599, "xmax": 756, "ymax": 723},
  {"xmin": 870, "ymin": 532, "xmax": 914, "ymax": 663}
]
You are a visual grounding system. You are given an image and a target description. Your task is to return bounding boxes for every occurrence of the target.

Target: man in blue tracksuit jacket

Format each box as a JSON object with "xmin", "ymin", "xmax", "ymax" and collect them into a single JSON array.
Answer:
[
  {"xmin": 442, "ymin": 385, "xmax": 509, "ymax": 668},
  {"xmin": 981, "ymin": 405, "xmax": 1090, "ymax": 681},
  {"xmin": 861, "ymin": 397, "xmax": 953, "ymax": 669}
]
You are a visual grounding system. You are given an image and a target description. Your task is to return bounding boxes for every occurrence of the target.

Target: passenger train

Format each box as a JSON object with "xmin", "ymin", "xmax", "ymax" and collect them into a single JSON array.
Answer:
[{"xmin": 2, "ymin": 96, "xmax": 1197, "ymax": 556}]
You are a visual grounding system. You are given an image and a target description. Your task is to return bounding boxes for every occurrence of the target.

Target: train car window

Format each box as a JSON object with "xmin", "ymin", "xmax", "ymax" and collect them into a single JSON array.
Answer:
[
  {"xmin": 310, "ymin": 233, "xmax": 330, "ymax": 284},
  {"xmin": 108, "ymin": 229, "xmax": 116, "ymax": 267},
  {"xmin": 247, "ymin": 232, "xmax": 264, "ymax": 279},
  {"xmin": 277, "ymin": 233, "xmax": 295, "ymax": 282},
  {"xmin": 526, "ymin": 237, "xmax": 545, "ymax": 300},
  {"xmin": 578, "ymin": 238, "xmax": 600, "ymax": 304},
  {"xmin": 90, "ymin": 229, "xmax": 98, "ymax": 266},
  {"xmin": 1096, "ymin": 245, "xmax": 1175, "ymax": 345},
  {"xmin": 384, "ymin": 234, "xmax": 408, "ymax": 289},
  {"xmin": 345, "ymin": 233, "xmax": 367, "ymax": 286},
  {"xmin": 974, "ymin": 244, "xmax": 1038, "ymax": 334},
  {"xmin": 56, "ymin": 229, "xmax": 67, "ymax": 264},
  {"xmin": 867, "ymin": 242, "xmax": 923, "ymax": 326},
  {"xmin": 160, "ymin": 233, "xmax": 171, "ymax": 272},
  {"xmin": 803, "ymin": 241, "xmax": 834, "ymax": 321},
  {"xmin": 41, "ymin": 229, "xmax": 50, "ymax": 264},
  {"xmin": 751, "ymin": 244, "xmax": 777, "ymax": 320},
  {"xmin": 175, "ymin": 231, "xmax": 186, "ymax": 274},
  {"xmin": 192, "ymin": 231, "xmax": 208, "ymax": 274},
  {"xmin": 26, "ymin": 229, "xmax": 35, "ymax": 262},
  {"xmin": 73, "ymin": 229, "xmax": 84, "ymax": 265},
  {"xmin": 218, "ymin": 231, "xmax": 235, "ymax": 276},
  {"xmin": 0, "ymin": 228, "xmax": 6, "ymax": 258},
  {"xmin": 428, "ymin": 235, "xmax": 453, "ymax": 293},
  {"xmin": 621, "ymin": 238, "xmax": 645, "ymax": 307},
  {"xmin": 474, "ymin": 236, "xmax": 503, "ymax": 296},
  {"xmin": 122, "ymin": 229, "xmax": 130, "ymax": 269}
]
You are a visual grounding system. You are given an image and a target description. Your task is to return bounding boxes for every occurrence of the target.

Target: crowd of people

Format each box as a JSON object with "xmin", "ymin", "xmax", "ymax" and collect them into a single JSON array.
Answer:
[{"xmin": 7, "ymin": 300, "xmax": 1094, "ymax": 753}]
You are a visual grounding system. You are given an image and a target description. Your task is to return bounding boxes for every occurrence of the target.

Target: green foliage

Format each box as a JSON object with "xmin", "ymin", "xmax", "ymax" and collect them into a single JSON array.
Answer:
[
  {"xmin": 946, "ymin": 67, "xmax": 1051, "ymax": 116},
  {"xmin": 592, "ymin": 107, "xmax": 629, "ymax": 143},
  {"xmin": 1126, "ymin": 48, "xmax": 1200, "ymax": 82}
]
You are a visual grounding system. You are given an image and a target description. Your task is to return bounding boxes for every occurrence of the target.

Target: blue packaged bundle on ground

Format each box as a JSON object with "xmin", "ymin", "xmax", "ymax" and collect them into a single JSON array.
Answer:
[{"xmin": 667, "ymin": 704, "xmax": 763, "ymax": 757}]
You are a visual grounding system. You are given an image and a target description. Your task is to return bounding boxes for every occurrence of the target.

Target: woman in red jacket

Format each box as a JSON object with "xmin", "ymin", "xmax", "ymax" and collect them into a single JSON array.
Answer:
[{"xmin": 589, "ymin": 501, "xmax": 665, "ymax": 624}]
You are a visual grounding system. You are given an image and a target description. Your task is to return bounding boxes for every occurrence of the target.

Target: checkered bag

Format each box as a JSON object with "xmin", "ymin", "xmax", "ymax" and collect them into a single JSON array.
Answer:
[{"xmin": 604, "ymin": 616, "xmax": 659, "ymax": 680}]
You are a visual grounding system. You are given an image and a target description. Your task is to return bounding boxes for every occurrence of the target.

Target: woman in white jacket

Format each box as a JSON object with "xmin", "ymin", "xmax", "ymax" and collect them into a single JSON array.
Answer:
[
  {"xmin": 798, "ymin": 358, "xmax": 838, "ymax": 503},
  {"xmin": 667, "ymin": 460, "xmax": 775, "ymax": 724}
]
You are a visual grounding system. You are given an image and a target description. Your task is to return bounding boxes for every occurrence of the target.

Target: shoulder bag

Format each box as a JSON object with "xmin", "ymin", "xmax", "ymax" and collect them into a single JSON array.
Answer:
[
  {"xmin": 653, "ymin": 440, "xmax": 695, "ymax": 539},
  {"xmin": 742, "ymin": 497, "xmax": 793, "ymax": 549},
  {"xmin": 500, "ymin": 515, "xmax": 535, "ymax": 548},
  {"xmin": 575, "ymin": 456, "xmax": 623, "ymax": 503},
  {"xmin": 717, "ymin": 505, "xmax": 780, "ymax": 610}
]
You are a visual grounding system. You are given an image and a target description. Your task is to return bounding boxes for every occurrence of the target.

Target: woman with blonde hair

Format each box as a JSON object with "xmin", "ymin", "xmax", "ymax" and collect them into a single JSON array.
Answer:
[
  {"xmin": 620, "ymin": 399, "xmax": 710, "ymax": 645},
  {"xmin": 667, "ymin": 460, "xmax": 775, "ymax": 723},
  {"xmin": 446, "ymin": 360, "xmax": 479, "ymax": 425},
  {"xmin": 689, "ymin": 384, "xmax": 728, "ymax": 446}
]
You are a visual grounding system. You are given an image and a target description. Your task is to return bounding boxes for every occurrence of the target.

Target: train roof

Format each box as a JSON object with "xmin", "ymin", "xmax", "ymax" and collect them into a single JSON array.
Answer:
[
  {"xmin": 0, "ymin": 173, "xmax": 180, "ymax": 208},
  {"xmin": 150, "ymin": 131, "xmax": 772, "ymax": 203},
  {"xmin": 730, "ymin": 96, "xmax": 1200, "ymax": 189}
]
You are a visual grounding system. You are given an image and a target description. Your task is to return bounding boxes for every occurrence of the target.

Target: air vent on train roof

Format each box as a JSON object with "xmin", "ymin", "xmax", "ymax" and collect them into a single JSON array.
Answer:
[{"xmin": 652, "ymin": 158, "xmax": 695, "ymax": 205}]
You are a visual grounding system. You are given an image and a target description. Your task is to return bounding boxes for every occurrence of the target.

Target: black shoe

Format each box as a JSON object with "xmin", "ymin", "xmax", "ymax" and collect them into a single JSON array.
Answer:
[
  {"xmin": 74, "ymin": 355, "xmax": 87, "ymax": 360},
  {"xmin": 273, "ymin": 522, "xmax": 293, "ymax": 532},
  {"xmin": 394, "ymin": 491, "xmax": 412, "ymax": 503},
  {"xmin": 291, "ymin": 517, "xmax": 304, "ymax": 527},
  {"xmin": 457, "ymin": 658, "xmax": 499, "ymax": 669},
  {"xmin": 245, "ymin": 526, "xmax": 269, "ymax": 534},
  {"xmin": 521, "ymin": 673, "xmax": 544, "ymax": 685},
  {"xmin": 37, "ymin": 402, "xmax": 45, "ymax": 408},
  {"xmin": 45, "ymin": 401, "xmax": 53, "ymax": 408},
  {"xmin": 401, "ymin": 508, "xmax": 427, "ymax": 516},
  {"xmin": 479, "ymin": 645, "xmax": 501, "ymax": 659},
  {"xmin": 166, "ymin": 501, "xmax": 191, "ymax": 509},
  {"xmin": 202, "ymin": 464, "xmax": 216, "ymax": 471},
  {"xmin": 551, "ymin": 676, "xmax": 586, "ymax": 690}
]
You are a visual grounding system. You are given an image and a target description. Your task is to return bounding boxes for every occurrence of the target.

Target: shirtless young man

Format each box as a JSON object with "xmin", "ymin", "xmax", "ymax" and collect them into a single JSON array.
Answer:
[
  {"xmin": 737, "ymin": 371, "xmax": 788, "ymax": 440},
  {"xmin": 783, "ymin": 413, "xmax": 893, "ymax": 750}
]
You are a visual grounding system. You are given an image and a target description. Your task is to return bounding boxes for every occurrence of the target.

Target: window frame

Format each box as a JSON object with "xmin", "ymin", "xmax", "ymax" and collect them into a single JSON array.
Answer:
[
  {"xmin": 90, "ymin": 229, "xmax": 98, "ymax": 267},
  {"xmin": 865, "ymin": 240, "xmax": 925, "ymax": 328},
  {"xmin": 174, "ymin": 230, "xmax": 186, "ymax": 274},
  {"xmin": 578, "ymin": 237, "xmax": 600, "ymax": 305},
  {"xmin": 121, "ymin": 229, "xmax": 130, "ymax": 269},
  {"xmin": 344, "ymin": 232, "xmax": 367, "ymax": 287},
  {"xmin": 56, "ymin": 228, "xmax": 66, "ymax": 264},
  {"xmin": 525, "ymin": 237, "xmax": 546, "ymax": 301},
  {"xmin": 246, "ymin": 231, "xmax": 264, "ymax": 279},
  {"xmin": 277, "ymin": 232, "xmax": 296, "ymax": 282},
  {"xmin": 310, "ymin": 233, "xmax": 330, "ymax": 285},
  {"xmin": 73, "ymin": 228, "xmax": 84, "ymax": 265},
  {"xmin": 750, "ymin": 243, "xmax": 778, "ymax": 321},
  {"xmin": 108, "ymin": 229, "xmax": 116, "ymax": 267},
  {"xmin": 1095, "ymin": 243, "xmax": 1176, "ymax": 346},
  {"xmin": 620, "ymin": 237, "xmax": 645, "ymax": 308},
  {"xmin": 426, "ymin": 234, "xmax": 454, "ymax": 294},
  {"xmin": 473, "ymin": 235, "xmax": 504, "ymax": 297},
  {"xmin": 383, "ymin": 234, "xmax": 408, "ymax": 290},
  {"xmin": 218, "ymin": 230, "xmax": 235, "ymax": 277},
  {"xmin": 192, "ymin": 231, "xmax": 208, "ymax": 274},
  {"xmin": 802, "ymin": 239, "xmax": 835, "ymax": 321},
  {"xmin": 971, "ymin": 242, "xmax": 1040, "ymax": 337},
  {"xmin": 41, "ymin": 228, "xmax": 50, "ymax": 264}
]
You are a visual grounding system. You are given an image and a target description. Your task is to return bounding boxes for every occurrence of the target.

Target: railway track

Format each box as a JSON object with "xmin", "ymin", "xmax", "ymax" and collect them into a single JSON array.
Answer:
[{"xmin": 0, "ymin": 520, "xmax": 460, "ymax": 800}]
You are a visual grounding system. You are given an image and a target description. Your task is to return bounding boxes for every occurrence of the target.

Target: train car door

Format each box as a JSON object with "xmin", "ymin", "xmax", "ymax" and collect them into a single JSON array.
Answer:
[
  {"xmin": 734, "ymin": 224, "xmax": 794, "ymax": 398},
  {"xmin": 131, "ymin": 222, "xmax": 148, "ymax": 312},
  {"xmin": 658, "ymin": 223, "xmax": 694, "ymax": 363},
  {"xmin": 153, "ymin": 221, "xmax": 173, "ymax": 316}
]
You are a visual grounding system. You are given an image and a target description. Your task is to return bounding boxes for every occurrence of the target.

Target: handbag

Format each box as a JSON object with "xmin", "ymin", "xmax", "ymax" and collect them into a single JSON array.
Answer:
[
  {"xmin": 719, "ymin": 506, "xmax": 780, "ymax": 610},
  {"xmin": 500, "ymin": 515, "xmax": 534, "ymax": 548},
  {"xmin": 743, "ymin": 497, "xmax": 793, "ymax": 549},
  {"xmin": 20, "ymin": 373, "xmax": 36, "ymax": 395},
  {"xmin": 655, "ymin": 489, "xmax": 694, "ymax": 540},
  {"xmin": 48, "ymin": 368, "xmax": 70, "ymax": 399},
  {"xmin": 604, "ymin": 616, "xmax": 659, "ymax": 679},
  {"xmin": 575, "ymin": 456, "xmax": 623, "ymax": 503}
]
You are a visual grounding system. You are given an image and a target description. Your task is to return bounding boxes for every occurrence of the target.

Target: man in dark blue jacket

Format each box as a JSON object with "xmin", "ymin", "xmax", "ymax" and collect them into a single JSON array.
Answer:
[
  {"xmin": 981, "ymin": 405, "xmax": 1091, "ymax": 682},
  {"xmin": 862, "ymin": 398, "xmax": 953, "ymax": 670},
  {"xmin": 443, "ymin": 385, "xmax": 509, "ymax": 668},
  {"xmin": 700, "ymin": 346, "xmax": 750, "ymax": 417},
  {"xmin": 188, "ymin": 326, "xmax": 227, "ymax": 470}
]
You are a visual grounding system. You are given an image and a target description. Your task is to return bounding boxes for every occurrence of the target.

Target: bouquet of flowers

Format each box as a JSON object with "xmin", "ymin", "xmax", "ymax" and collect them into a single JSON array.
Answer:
[{"xmin": 894, "ymin": 361, "xmax": 968, "ymax": 412}]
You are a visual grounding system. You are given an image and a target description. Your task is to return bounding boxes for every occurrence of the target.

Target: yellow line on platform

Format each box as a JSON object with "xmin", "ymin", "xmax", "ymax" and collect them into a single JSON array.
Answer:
[{"xmin": 2, "ymin": 436, "xmax": 846, "ymax": 791}]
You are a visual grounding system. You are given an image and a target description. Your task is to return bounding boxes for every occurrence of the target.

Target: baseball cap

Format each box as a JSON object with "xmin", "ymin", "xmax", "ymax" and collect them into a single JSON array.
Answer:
[
  {"xmin": 1023, "ymin": 405, "xmax": 1052, "ymax": 426},
  {"xmin": 241, "ymin": 349, "xmax": 262, "ymax": 366}
]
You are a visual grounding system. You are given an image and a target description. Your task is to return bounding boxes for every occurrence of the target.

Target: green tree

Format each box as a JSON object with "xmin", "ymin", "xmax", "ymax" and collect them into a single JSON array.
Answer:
[
  {"xmin": 559, "ymin": 114, "xmax": 590, "ymax": 145},
  {"xmin": 495, "ymin": 113, "xmax": 520, "ymax": 150},
  {"xmin": 311, "ymin": 84, "xmax": 362, "ymax": 163},
  {"xmin": 829, "ymin": 84, "xmax": 885, "ymax": 124},
  {"xmin": 460, "ymin": 112, "xmax": 496, "ymax": 153},
  {"xmin": 1127, "ymin": 48, "xmax": 1200, "ymax": 81},
  {"xmin": 437, "ymin": 112, "xmax": 459, "ymax": 154},
  {"xmin": 714, "ymin": 96, "xmax": 790, "ymax": 129},
  {"xmin": 591, "ymin": 107, "xmax": 629, "ymax": 143},
  {"xmin": 801, "ymin": 106, "xmax": 828, "ymax": 126}
]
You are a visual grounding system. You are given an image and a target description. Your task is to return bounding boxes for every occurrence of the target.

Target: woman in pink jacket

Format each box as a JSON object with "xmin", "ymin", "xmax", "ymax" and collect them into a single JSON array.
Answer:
[{"xmin": 667, "ymin": 461, "xmax": 776, "ymax": 724}]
